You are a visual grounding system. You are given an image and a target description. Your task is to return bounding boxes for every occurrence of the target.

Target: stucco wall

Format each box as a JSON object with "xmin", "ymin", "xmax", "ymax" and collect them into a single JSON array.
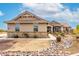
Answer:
[
  {"xmin": 8, "ymin": 24, "xmax": 15, "ymax": 31},
  {"xmin": 8, "ymin": 23, "xmax": 48, "ymax": 32},
  {"xmin": 20, "ymin": 23, "xmax": 33, "ymax": 32},
  {"xmin": 39, "ymin": 24, "xmax": 47, "ymax": 32}
]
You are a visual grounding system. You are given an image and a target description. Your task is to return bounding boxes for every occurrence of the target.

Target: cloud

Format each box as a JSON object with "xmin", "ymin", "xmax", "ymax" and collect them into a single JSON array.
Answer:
[
  {"xmin": 22, "ymin": 3, "xmax": 64, "ymax": 15},
  {"xmin": 22, "ymin": 3, "xmax": 79, "ymax": 28},
  {"xmin": 0, "ymin": 11, "xmax": 4, "ymax": 16}
]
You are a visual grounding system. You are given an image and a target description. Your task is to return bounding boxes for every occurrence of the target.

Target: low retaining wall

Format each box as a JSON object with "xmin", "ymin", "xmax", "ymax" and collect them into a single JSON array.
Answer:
[
  {"xmin": 7, "ymin": 32, "xmax": 48, "ymax": 38},
  {"xmin": 0, "ymin": 38, "xmax": 50, "ymax": 40}
]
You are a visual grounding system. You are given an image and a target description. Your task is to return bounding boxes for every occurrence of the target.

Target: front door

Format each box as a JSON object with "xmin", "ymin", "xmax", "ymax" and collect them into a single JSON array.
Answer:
[{"xmin": 47, "ymin": 26, "xmax": 51, "ymax": 32}]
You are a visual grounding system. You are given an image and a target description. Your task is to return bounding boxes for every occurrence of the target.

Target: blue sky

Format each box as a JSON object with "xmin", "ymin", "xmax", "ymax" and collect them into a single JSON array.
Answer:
[{"xmin": 0, "ymin": 3, "xmax": 79, "ymax": 30}]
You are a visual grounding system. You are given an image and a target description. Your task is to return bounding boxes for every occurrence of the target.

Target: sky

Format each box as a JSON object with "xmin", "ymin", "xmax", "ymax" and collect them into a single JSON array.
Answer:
[{"xmin": 0, "ymin": 3, "xmax": 79, "ymax": 30}]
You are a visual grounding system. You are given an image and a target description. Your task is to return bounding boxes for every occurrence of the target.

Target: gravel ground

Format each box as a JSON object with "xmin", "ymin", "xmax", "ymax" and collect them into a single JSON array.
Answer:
[{"xmin": 0, "ymin": 37, "xmax": 78, "ymax": 56}]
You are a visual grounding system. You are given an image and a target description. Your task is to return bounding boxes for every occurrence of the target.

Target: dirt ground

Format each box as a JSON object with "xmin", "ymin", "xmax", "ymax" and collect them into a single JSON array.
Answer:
[
  {"xmin": 0, "ymin": 38, "xmax": 79, "ymax": 55},
  {"xmin": 0, "ymin": 39, "xmax": 51, "ymax": 52},
  {"xmin": 65, "ymin": 40, "xmax": 79, "ymax": 54}
]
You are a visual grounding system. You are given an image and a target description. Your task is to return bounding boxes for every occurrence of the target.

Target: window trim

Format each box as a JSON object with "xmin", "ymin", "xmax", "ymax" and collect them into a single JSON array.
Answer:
[
  {"xmin": 33, "ymin": 23, "xmax": 38, "ymax": 32},
  {"xmin": 15, "ymin": 23, "xmax": 20, "ymax": 32}
]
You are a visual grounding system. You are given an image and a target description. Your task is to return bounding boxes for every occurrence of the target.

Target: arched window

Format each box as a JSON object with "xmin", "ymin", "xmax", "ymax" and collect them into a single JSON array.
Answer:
[
  {"xmin": 33, "ymin": 23, "xmax": 38, "ymax": 32},
  {"xmin": 15, "ymin": 23, "xmax": 20, "ymax": 32}
]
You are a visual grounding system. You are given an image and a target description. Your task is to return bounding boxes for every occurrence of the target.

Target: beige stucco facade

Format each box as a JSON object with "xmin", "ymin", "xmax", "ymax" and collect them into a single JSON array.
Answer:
[
  {"xmin": 6, "ymin": 11, "xmax": 71, "ymax": 38},
  {"xmin": 8, "ymin": 23, "xmax": 48, "ymax": 32},
  {"xmin": 7, "ymin": 23, "xmax": 48, "ymax": 38}
]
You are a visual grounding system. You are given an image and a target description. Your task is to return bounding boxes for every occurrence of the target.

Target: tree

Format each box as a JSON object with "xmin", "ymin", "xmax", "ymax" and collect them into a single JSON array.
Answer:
[
  {"xmin": 76, "ymin": 24, "xmax": 79, "ymax": 30},
  {"xmin": 74, "ymin": 24, "xmax": 79, "ymax": 34},
  {"xmin": 73, "ymin": 25, "xmax": 79, "ymax": 34}
]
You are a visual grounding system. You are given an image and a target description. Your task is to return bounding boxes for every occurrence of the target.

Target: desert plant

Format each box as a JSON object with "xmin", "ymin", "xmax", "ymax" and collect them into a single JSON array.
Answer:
[
  {"xmin": 60, "ymin": 32, "xmax": 65, "ymax": 37},
  {"xmin": 23, "ymin": 33, "xmax": 29, "ymax": 38},
  {"xmin": 33, "ymin": 35, "xmax": 38, "ymax": 38},
  {"xmin": 13, "ymin": 34, "xmax": 19, "ymax": 38},
  {"xmin": 56, "ymin": 36, "xmax": 61, "ymax": 42}
]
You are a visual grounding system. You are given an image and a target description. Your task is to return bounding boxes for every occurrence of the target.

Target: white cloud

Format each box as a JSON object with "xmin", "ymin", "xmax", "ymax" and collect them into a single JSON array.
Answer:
[
  {"xmin": 22, "ymin": 3, "xmax": 64, "ymax": 15},
  {"xmin": 22, "ymin": 3, "xmax": 79, "ymax": 28},
  {"xmin": 0, "ymin": 11, "xmax": 4, "ymax": 16}
]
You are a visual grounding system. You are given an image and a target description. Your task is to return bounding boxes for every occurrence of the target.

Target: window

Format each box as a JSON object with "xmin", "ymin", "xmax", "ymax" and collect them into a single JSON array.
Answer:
[
  {"xmin": 53, "ymin": 26, "xmax": 61, "ymax": 32},
  {"xmin": 33, "ymin": 23, "xmax": 38, "ymax": 32},
  {"xmin": 15, "ymin": 23, "xmax": 20, "ymax": 32},
  {"xmin": 47, "ymin": 26, "xmax": 51, "ymax": 32},
  {"xmin": 19, "ymin": 16, "xmax": 21, "ymax": 18}
]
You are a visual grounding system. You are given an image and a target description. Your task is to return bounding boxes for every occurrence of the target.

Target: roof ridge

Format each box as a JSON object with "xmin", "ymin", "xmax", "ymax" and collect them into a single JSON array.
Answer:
[
  {"xmin": 51, "ymin": 20, "xmax": 61, "ymax": 24},
  {"xmin": 5, "ymin": 10, "xmax": 49, "ymax": 23}
]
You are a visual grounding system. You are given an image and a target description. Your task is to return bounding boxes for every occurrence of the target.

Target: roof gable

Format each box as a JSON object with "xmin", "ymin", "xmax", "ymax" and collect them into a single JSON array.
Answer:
[
  {"xmin": 50, "ymin": 21, "xmax": 62, "ymax": 26},
  {"xmin": 6, "ymin": 11, "xmax": 48, "ymax": 24}
]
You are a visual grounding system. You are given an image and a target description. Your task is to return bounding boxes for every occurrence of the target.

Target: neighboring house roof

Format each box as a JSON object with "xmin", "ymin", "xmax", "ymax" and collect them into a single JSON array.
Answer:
[
  {"xmin": 49, "ymin": 21, "xmax": 70, "ymax": 27},
  {"xmin": 60, "ymin": 22, "xmax": 70, "ymax": 27},
  {"xmin": 5, "ymin": 11, "xmax": 48, "ymax": 24},
  {"xmin": 50, "ymin": 21, "xmax": 62, "ymax": 26}
]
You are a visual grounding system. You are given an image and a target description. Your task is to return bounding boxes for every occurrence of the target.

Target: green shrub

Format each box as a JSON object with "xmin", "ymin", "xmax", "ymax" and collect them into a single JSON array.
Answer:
[{"xmin": 60, "ymin": 32, "xmax": 65, "ymax": 37}]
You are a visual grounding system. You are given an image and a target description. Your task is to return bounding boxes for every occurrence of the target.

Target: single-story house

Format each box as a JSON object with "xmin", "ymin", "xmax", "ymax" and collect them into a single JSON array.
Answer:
[{"xmin": 5, "ymin": 11, "xmax": 71, "ymax": 38}]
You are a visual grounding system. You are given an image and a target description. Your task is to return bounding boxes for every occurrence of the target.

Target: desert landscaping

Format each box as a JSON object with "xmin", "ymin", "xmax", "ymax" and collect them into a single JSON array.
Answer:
[
  {"xmin": 0, "ymin": 34, "xmax": 79, "ymax": 56},
  {"xmin": 0, "ymin": 3, "xmax": 79, "ymax": 56}
]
